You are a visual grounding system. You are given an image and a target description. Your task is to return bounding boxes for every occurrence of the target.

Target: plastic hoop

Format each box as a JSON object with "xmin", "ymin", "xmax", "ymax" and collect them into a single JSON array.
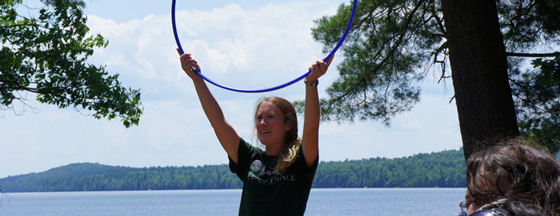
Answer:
[{"xmin": 172, "ymin": 0, "xmax": 357, "ymax": 93}]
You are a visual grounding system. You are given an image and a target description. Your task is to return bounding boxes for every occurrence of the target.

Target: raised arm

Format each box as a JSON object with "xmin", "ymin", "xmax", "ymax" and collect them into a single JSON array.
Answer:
[
  {"xmin": 179, "ymin": 51, "xmax": 240, "ymax": 163},
  {"xmin": 301, "ymin": 56, "xmax": 333, "ymax": 168}
]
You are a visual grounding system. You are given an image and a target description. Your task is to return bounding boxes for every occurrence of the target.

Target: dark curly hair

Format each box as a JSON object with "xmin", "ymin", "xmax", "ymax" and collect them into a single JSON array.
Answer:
[{"xmin": 466, "ymin": 137, "xmax": 560, "ymax": 216}]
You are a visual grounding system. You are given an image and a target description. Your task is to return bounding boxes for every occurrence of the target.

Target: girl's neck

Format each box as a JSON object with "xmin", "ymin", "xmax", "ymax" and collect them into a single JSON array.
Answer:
[{"xmin": 264, "ymin": 143, "xmax": 283, "ymax": 156}]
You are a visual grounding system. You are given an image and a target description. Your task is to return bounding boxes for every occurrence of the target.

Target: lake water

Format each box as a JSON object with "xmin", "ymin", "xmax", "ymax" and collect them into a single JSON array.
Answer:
[{"xmin": 0, "ymin": 188, "xmax": 465, "ymax": 215}]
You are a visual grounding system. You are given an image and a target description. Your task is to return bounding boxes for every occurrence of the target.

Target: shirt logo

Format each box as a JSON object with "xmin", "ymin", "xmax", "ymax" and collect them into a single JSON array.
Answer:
[{"xmin": 250, "ymin": 160, "xmax": 263, "ymax": 173}]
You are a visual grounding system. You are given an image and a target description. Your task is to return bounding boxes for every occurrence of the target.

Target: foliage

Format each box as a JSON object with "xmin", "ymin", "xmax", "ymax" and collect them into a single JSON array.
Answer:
[
  {"xmin": 0, "ymin": 149, "xmax": 467, "ymax": 192},
  {"xmin": 314, "ymin": 148, "xmax": 466, "ymax": 188},
  {"xmin": 299, "ymin": 0, "xmax": 560, "ymax": 153},
  {"xmin": 41, "ymin": 0, "xmax": 86, "ymax": 8},
  {"xmin": 297, "ymin": 0, "xmax": 439, "ymax": 125},
  {"xmin": 497, "ymin": 0, "xmax": 560, "ymax": 48},
  {"xmin": 500, "ymin": 0, "xmax": 560, "ymax": 153},
  {"xmin": 0, "ymin": 163, "xmax": 242, "ymax": 192},
  {"xmin": 514, "ymin": 57, "xmax": 560, "ymax": 153},
  {"xmin": 0, "ymin": 0, "xmax": 142, "ymax": 127}
]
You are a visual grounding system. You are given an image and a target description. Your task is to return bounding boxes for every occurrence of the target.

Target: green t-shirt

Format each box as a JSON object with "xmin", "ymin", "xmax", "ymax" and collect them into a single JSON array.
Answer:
[{"xmin": 229, "ymin": 138, "xmax": 318, "ymax": 216}]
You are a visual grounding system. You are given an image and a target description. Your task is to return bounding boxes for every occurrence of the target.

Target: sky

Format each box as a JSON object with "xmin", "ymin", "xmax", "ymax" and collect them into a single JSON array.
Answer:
[{"xmin": 0, "ymin": 0, "xmax": 462, "ymax": 178}]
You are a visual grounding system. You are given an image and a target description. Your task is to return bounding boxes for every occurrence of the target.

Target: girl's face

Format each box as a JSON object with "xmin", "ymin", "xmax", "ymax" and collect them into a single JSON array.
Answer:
[
  {"xmin": 465, "ymin": 166, "xmax": 512, "ymax": 215},
  {"xmin": 256, "ymin": 102, "xmax": 292, "ymax": 148}
]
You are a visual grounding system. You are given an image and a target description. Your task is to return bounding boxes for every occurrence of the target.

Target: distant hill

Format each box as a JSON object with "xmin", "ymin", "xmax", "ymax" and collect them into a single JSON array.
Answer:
[{"xmin": 0, "ymin": 149, "xmax": 467, "ymax": 192}]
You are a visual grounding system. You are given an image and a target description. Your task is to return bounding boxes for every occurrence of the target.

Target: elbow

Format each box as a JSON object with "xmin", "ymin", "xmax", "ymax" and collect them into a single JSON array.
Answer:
[{"xmin": 303, "ymin": 126, "xmax": 319, "ymax": 138}]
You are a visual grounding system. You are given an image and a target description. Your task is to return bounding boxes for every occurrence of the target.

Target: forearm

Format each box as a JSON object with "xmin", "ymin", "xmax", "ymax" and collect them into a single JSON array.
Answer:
[
  {"xmin": 191, "ymin": 77, "xmax": 239, "ymax": 162},
  {"xmin": 192, "ymin": 78, "xmax": 225, "ymax": 126},
  {"xmin": 178, "ymin": 51, "xmax": 239, "ymax": 160},
  {"xmin": 301, "ymin": 84, "xmax": 320, "ymax": 167},
  {"xmin": 303, "ymin": 85, "xmax": 320, "ymax": 137}
]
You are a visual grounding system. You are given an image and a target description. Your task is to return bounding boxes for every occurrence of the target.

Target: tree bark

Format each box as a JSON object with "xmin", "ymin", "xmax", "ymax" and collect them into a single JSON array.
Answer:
[{"xmin": 442, "ymin": 0, "xmax": 520, "ymax": 160}]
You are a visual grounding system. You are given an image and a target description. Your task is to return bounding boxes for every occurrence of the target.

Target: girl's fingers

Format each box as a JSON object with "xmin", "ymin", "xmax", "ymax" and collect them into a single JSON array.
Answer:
[
  {"xmin": 177, "ymin": 49, "xmax": 192, "ymax": 58},
  {"xmin": 180, "ymin": 57, "xmax": 197, "ymax": 66},
  {"xmin": 325, "ymin": 55, "xmax": 334, "ymax": 66},
  {"xmin": 312, "ymin": 62, "xmax": 325, "ymax": 74}
]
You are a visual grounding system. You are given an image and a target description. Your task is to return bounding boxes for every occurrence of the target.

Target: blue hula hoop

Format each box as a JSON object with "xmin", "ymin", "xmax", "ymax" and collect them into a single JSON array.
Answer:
[{"xmin": 172, "ymin": 0, "xmax": 357, "ymax": 93}]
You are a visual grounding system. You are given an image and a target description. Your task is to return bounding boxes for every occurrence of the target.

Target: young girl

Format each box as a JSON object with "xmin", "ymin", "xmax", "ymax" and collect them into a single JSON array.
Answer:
[
  {"xmin": 460, "ymin": 137, "xmax": 560, "ymax": 216},
  {"xmin": 178, "ymin": 50, "xmax": 333, "ymax": 215}
]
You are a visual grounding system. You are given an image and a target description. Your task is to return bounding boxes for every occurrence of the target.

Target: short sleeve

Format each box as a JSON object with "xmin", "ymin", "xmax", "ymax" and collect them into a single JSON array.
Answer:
[
  {"xmin": 298, "ymin": 144, "xmax": 319, "ymax": 179},
  {"xmin": 229, "ymin": 138, "xmax": 260, "ymax": 181}
]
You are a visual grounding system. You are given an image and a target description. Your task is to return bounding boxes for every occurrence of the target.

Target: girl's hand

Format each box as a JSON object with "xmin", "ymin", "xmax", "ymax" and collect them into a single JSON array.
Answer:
[
  {"xmin": 307, "ymin": 56, "xmax": 334, "ymax": 82},
  {"xmin": 177, "ymin": 49, "xmax": 202, "ymax": 80}
]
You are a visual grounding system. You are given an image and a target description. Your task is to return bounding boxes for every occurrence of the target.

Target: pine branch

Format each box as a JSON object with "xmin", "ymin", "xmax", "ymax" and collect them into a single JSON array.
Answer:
[{"xmin": 506, "ymin": 52, "xmax": 560, "ymax": 57}]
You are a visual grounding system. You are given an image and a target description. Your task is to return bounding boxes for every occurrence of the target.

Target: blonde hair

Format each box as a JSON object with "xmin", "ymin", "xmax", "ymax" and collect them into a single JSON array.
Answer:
[{"xmin": 254, "ymin": 96, "xmax": 300, "ymax": 175}]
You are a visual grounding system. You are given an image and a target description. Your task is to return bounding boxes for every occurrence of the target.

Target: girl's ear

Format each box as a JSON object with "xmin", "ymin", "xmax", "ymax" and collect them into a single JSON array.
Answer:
[{"xmin": 284, "ymin": 122, "xmax": 293, "ymax": 132}]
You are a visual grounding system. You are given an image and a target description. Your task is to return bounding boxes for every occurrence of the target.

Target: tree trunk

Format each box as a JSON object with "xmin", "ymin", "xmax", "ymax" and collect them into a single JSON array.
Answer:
[{"xmin": 441, "ymin": 0, "xmax": 520, "ymax": 160}]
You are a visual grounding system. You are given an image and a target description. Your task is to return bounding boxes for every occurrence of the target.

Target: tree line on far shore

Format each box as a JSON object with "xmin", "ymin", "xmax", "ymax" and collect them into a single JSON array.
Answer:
[{"xmin": 0, "ymin": 149, "xmax": 468, "ymax": 192}]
